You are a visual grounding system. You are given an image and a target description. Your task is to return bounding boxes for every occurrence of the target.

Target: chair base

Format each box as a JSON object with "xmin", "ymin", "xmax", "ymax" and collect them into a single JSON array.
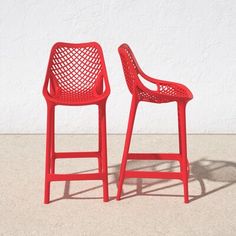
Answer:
[
  {"xmin": 116, "ymin": 98, "xmax": 190, "ymax": 204},
  {"xmin": 44, "ymin": 101, "xmax": 109, "ymax": 204},
  {"xmin": 116, "ymin": 152, "xmax": 189, "ymax": 203},
  {"xmin": 44, "ymin": 151, "xmax": 108, "ymax": 204}
]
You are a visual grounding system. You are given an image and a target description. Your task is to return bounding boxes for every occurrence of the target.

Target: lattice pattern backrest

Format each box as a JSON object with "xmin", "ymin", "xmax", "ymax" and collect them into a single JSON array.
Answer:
[
  {"xmin": 118, "ymin": 45, "xmax": 139, "ymax": 94},
  {"xmin": 50, "ymin": 44, "xmax": 102, "ymax": 95}
]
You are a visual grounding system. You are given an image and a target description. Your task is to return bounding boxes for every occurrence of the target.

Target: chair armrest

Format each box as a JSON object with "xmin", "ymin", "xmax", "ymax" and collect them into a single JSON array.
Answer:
[
  {"xmin": 138, "ymin": 69, "xmax": 161, "ymax": 85},
  {"xmin": 42, "ymin": 76, "xmax": 51, "ymax": 99},
  {"xmin": 94, "ymin": 73, "xmax": 110, "ymax": 98},
  {"xmin": 103, "ymin": 74, "xmax": 111, "ymax": 97},
  {"xmin": 42, "ymin": 76, "xmax": 62, "ymax": 103}
]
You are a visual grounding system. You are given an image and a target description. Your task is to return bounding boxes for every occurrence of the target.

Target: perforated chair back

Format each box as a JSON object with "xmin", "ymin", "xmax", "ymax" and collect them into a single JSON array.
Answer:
[
  {"xmin": 46, "ymin": 42, "xmax": 107, "ymax": 100},
  {"xmin": 118, "ymin": 44, "xmax": 140, "ymax": 94}
]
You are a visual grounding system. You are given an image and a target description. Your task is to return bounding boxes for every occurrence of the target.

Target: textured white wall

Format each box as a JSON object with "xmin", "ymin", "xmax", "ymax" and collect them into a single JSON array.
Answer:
[{"xmin": 0, "ymin": 0, "xmax": 236, "ymax": 134}]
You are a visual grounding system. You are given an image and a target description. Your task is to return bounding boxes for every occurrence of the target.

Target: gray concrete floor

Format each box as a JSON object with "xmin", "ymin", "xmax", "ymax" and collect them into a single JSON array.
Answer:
[{"xmin": 0, "ymin": 134, "xmax": 236, "ymax": 235}]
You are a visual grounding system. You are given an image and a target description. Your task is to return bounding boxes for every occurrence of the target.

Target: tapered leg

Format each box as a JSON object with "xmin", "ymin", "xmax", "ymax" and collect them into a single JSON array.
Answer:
[
  {"xmin": 98, "ymin": 106, "xmax": 102, "ymax": 173},
  {"xmin": 178, "ymin": 102, "xmax": 189, "ymax": 203},
  {"xmin": 50, "ymin": 106, "xmax": 55, "ymax": 174},
  {"xmin": 44, "ymin": 103, "xmax": 53, "ymax": 204},
  {"xmin": 99, "ymin": 102, "xmax": 109, "ymax": 202},
  {"xmin": 117, "ymin": 97, "xmax": 138, "ymax": 200}
]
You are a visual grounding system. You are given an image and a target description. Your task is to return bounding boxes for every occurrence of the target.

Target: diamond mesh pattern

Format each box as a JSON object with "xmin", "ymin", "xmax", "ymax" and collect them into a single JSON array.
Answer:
[
  {"xmin": 119, "ymin": 44, "xmax": 192, "ymax": 103},
  {"xmin": 49, "ymin": 45, "xmax": 103, "ymax": 103},
  {"xmin": 119, "ymin": 47, "xmax": 139, "ymax": 94},
  {"xmin": 137, "ymin": 82, "xmax": 190, "ymax": 103}
]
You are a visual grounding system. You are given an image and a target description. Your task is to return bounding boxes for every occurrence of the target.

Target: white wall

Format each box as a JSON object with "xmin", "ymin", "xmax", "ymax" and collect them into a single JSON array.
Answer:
[{"xmin": 0, "ymin": 0, "xmax": 236, "ymax": 134}]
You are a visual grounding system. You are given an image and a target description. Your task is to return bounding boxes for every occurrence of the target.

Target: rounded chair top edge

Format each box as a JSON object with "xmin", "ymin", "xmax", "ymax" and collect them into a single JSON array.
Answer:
[{"xmin": 50, "ymin": 41, "xmax": 103, "ymax": 51}]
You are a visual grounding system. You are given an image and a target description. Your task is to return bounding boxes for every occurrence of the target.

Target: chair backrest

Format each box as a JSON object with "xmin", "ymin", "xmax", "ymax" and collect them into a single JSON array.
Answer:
[
  {"xmin": 118, "ymin": 44, "xmax": 140, "ymax": 94},
  {"xmin": 46, "ymin": 42, "xmax": 107, "ymax": 96}
]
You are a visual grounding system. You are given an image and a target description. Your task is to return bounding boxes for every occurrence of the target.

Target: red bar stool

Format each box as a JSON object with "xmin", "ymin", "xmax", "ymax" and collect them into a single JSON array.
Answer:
[
  {"xmin": 42, "ymin": 42, "xmax": 110, "ymax": 204},
  {"xmin": 116, "ymin": 44, "xmax": 193, "ymax": 203}
]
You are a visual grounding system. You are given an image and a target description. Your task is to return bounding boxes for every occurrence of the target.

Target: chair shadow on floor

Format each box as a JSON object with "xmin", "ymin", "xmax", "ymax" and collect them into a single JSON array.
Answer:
[{"xmin": 50, "ymin": 158, "xmax": 236, "ymax": 203}]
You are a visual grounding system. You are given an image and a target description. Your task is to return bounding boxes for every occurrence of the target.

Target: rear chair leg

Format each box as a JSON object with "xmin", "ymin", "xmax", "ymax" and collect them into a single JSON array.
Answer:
[
  {"xmin": 50, "ymin": 105, "xmax": 55, "ymax": 174},
  {"xmin": 178, "ymin": 102, "xmax": 189, "ymax": 203},
  {"xmin": 117, "ymin": 97, "xmax": 138, "ymax": 200},
  {"xmin": 98, "ymin": 108, "xmax": 102, "ymax": 174},
  {"xmin": 99, "ymin": 103, "xmax": 109, "ymax": 202},
  {"xmin": 44, "ymin": 103, "xmax": 53, "ymax": 204}
]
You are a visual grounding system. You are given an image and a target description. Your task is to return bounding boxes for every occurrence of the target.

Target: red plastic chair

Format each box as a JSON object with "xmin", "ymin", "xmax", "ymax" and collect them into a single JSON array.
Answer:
[
  {"xmin": 116, "ymin": 44, "xmax": 193, "ymax": 203},
  {"xmin": 42, "ymin": 42, "xmax": 110, "ymax": 203}
]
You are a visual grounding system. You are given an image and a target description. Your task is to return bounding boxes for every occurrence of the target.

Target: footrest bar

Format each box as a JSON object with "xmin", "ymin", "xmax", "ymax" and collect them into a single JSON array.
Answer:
[
  {"xmin": 54, "ymin": 151, "xmax": 100, "ymax": 159},
  {"xmin": 48, "ymin": 173, "xmax": 103, "ymax": 181},
  {"xmin": 127, "ymin": 153, "xmax": 181, "ymax": 161},
  {"xmin": 125, "ymin": 171, "xmax": 182, "ymax": 180}
]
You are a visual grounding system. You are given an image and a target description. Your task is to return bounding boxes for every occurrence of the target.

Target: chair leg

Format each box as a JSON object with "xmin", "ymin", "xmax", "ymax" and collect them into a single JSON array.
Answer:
[
  {"xmin": 117, "ymin": 97, "xmax": 138, "ymax": 200},
  {"xmin": 44, "ymin": 103, "xmax": 53, "ymax": 204},
  {"xmin": 50, "ymin": 106, "xmax": 55, "ymax": 174},
  {"xmin": 98, "ymin": 107, "xmax": 102, "ymax": 173},
  {"xmin": 99, "ymin": 102, "xmax": 109, "ymax": 202},
  {"xmin": 178, "ymin": 102, "xmax": 189, "ymax": 203}
]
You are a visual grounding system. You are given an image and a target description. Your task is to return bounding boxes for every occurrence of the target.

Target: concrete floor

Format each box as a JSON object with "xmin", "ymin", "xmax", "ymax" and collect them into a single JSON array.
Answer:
[{"xmin": 0, "ymin": 134, "xmax": 236, "ymax": 236}]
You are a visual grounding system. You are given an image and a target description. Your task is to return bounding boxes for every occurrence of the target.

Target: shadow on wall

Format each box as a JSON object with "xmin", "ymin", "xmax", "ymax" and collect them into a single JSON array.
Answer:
[{"xmin": 50, "ymin": 158, "xmax": 236, "ymax": 203}]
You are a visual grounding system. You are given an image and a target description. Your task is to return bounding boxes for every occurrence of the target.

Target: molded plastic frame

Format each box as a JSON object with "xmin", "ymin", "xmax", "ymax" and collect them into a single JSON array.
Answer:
[
  {"xmin": 43, "ymin": 42, "xmax": 110, "ymax": 204},
  {"xmin": 116, "ymin": 43, "xmax": 193, "ymax": 203}
]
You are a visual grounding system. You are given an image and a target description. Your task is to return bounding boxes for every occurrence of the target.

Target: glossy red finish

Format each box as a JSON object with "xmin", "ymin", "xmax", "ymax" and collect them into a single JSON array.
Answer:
[
  {"xmin": 116, "ymin": 44, "xmax": 193, "ymax": 203},
  {"xmin": 43, "ymin": 42, "xmax": 110, "ymax": 204}
]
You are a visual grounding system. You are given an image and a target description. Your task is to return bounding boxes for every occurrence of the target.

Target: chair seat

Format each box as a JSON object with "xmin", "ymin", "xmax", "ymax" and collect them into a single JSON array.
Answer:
[
  {"xmin": 46, "ymin": 90, "xmax": 107, "ymax": 105},
  {"xmin": 137, "ymin": 81, "xmax": 193, "ymax": 104}
]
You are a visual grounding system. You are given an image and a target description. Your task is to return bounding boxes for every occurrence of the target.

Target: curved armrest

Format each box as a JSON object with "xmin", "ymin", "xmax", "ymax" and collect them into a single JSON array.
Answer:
[
  {"xmin": 42, "ymin": 76, "xmax": 51, "ymax": 100},
  {"xmin": 103, "ymin": 74, "xmax": 111, "ymax": 97},
  {"xmin": 138, "ymin": 69, "xmax": 161, "ymax": 85},
  {"xmin": 94, "ymin": 73, "xmax": 110, "ymax": 99},
  {"xmin": 42, "ymin": 75, "xmax": 63, "ymax": 103}
]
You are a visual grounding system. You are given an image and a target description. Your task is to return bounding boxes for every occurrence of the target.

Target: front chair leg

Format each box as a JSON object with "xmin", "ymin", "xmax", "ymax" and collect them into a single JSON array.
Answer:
[
  {"xmin": 50, "ymin": 105, "xmax": 55, "ymax": 174},
  {"xmin": 99, "ymin": 102, "xmax": 109, "ymax": 202},
  {"xmin": 178, "ymin": 101, "xmax": 189, "ymax": 203},
  {"xmin": 98, "ymin": 105, "xmax": 102, "ymax": 174},
  {"xmin": 117, "ymin": 97, "xmax": 138, "ymax": 200},
  {"xmin": 44, "ymin": 103, "xmax": 53, "ymax": 204}
]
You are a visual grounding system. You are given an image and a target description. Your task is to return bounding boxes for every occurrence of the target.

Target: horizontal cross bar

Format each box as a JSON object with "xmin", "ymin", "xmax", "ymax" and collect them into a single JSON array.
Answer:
[
  {"xmin": 127, "ymin": 153, "xmax": 181, "ymax": 161},
  {"xmin": 48, "ymin": 173, "xmax": 103, "ymax": 181},
  {"xmin": 125, "ymin": 171, "xmax": 182, "ymax": 180},
  {"xmin": 54, "ymin": 151, "xmax": 100, "ymax": 159}
]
